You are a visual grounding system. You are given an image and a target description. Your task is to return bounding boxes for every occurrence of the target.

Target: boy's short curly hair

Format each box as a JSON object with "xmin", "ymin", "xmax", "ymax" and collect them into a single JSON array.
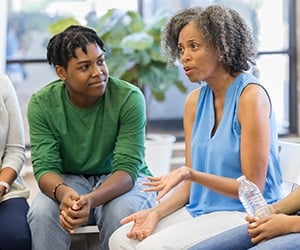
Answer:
[
  {"xmin": 161, "ymin": 5, "xmax": 257, "ymax": 76},
  {"xmin": 46, "ymin": 25, "xmax": 105, "ymax": 69}
]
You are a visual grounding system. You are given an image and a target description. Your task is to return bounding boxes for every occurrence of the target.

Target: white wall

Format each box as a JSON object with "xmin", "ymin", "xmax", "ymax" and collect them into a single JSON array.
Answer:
[{"xmin": 0, "ymin": 0, "xmax": 8, "ymax": 72}]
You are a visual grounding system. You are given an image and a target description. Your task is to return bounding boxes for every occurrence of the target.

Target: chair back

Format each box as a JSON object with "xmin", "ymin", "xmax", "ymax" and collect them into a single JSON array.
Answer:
[{"xmin": 278, "ymin": 140, "xmax": 300, "ymax": 195}]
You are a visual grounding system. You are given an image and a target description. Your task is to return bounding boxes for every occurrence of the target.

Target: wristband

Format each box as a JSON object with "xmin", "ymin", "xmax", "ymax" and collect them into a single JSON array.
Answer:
[
  {"xmin": 0, "ymin": 181, "xmax": 10, "ymax": 193},
  {"xmin": 53, "ymin": 182, "xmax": 68, "ymax": 202}
]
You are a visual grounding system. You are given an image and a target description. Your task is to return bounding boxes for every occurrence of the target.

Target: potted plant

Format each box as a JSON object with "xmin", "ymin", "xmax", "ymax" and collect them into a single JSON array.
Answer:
[{"xmin": 49, "ymin": 9, "xmax": 186, "ymax": 175}]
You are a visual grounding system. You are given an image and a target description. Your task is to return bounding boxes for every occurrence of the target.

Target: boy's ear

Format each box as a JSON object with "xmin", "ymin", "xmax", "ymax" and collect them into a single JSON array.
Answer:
[{"xmin": 55, "ymin": 65, "xmax": 66, "ymax": 81}]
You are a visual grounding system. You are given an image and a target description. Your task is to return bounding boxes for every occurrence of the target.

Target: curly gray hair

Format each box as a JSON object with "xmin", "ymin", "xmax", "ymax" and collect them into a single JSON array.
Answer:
[{"xmin": 161, "ymin": 5, "xmax": 257, "ymax": 76}]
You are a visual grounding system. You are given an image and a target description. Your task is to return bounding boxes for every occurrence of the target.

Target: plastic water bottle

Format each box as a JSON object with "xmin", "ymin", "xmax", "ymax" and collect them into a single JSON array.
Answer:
[{"xmin": 237, "ymin": 175, "xmax": 271, "ymax": 218}]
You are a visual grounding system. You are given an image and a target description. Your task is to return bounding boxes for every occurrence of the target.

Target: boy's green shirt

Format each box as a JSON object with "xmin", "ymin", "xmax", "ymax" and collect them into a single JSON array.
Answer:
[{"xmin": 27, "ymin": 76, "xmax": 151, "ymax": 183}]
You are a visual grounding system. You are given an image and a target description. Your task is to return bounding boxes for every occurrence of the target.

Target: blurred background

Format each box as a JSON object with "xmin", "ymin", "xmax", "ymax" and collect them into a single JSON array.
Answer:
[{"xmin": 1, "ymin": 0, "xmax": 298, "ymax": 146}]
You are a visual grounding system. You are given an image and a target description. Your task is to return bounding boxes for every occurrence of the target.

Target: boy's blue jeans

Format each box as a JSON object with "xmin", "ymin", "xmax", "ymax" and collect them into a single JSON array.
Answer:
[{"xmin": 28, "ymin": 174, "xmax": 156, "ymax": 250}]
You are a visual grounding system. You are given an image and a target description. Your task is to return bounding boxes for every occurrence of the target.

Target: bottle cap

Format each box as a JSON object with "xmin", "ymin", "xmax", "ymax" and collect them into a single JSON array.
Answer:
[{"xmin": 237, "ymin": 175, "xmax": 246, "ymax": 182}]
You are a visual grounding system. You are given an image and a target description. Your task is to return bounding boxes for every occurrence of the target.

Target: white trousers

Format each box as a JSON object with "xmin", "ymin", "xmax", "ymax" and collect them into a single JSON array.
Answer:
[{"xmin": 109, "ymin": 207, "xmax": 247, "ymax": 250}]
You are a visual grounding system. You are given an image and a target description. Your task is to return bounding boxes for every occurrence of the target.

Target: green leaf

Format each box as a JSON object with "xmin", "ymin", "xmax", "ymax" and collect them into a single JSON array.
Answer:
[
  {"xmin": 106, "ymin": 56, "xmax": 133, "ymax": 78},
  {"xmin": 121, "ymin": 32, "xmax": 153, "ymax": 51},
  {"xmin": 149, "ymin": 48, "xmax": 166, "ymax": 62},
  {"xmin": 174, "ymin": 80, "xmax": 188, "ymax": 93},
  {"xmin": 152, "ymin": 91, "xmax": 165, "ymax": 102},
  {"xmin": 48, "ymin": 17, "xmax": 80, "ymax": 34},
  {"xmin": 126, "ymin": 10, "xmax": 145, "ymax": 33}
]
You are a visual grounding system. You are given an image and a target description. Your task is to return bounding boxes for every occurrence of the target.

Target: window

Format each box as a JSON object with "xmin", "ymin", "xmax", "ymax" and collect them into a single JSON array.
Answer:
[
  {"xmin": 4, "ymin": 0, "xmax": 297, "ymax": 144},
  {"xmin": 4, "ymin": 0, "xmax": 139, "ymax": 145},
  {"xmin": 141, "ymin": 0, "xmax": 296, "ymax": 136}
]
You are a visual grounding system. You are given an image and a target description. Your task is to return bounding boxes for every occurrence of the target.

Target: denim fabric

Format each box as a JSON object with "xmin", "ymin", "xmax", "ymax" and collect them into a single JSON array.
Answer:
[
  {"xmin": 189, "ymin": 224, "xmax": 253, "ymax": 250},
  {"xmin": 249, "ymin": 233, "xmax": 300, "ymax": 250},
  {"xmin": 28, "ymin": 174, "xmax": 156, "ymax": 250},
  {"xmin": 189, "ymin": 223, "xmax": 300, "ymax": 250}
]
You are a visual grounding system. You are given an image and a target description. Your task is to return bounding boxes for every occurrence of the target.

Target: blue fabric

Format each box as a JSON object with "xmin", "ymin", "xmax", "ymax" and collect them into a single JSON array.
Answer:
[
  {"xmin": 188, "ymin": 224, "xmax": 252, "ymax": 250},
  {"xmin": 0, "ymin": 198, "xmax": 31, "ymax": 250},
  {"xmin": 186, "ymin": 72, "xmax": 284, "ymax": 217},
  {"xmin": 249, "ymin": 233, "xmax": 300, "ymax": 250},
  {"xmin": 189, "ymin": 223, "xmax": 300, "ymax": 250}
]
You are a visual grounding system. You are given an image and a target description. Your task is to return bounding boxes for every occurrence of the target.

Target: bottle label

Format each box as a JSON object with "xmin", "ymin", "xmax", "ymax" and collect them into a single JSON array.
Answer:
[{"xmin": 255, "ymin": 206, "xmax": 271, "ymax": 218}]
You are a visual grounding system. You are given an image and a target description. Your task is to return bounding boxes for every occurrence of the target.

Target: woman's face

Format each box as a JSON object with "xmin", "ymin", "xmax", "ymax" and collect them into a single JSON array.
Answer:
[
  {"xmin": 56, "ymin": 42, "xmax": 109, "ymax": 108},
  {"xmin": 178, "ymin": 22, "xmax": 220, "ymax": 83}
]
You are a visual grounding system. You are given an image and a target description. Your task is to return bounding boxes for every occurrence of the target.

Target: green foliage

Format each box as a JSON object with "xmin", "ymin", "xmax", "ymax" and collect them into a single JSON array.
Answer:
[
  {"xmin": 49, "ymin": 8, "xmax": 187, "ymax": 101},
  {"xmin": 48, "ymin": 17, "xmax": 80, "ymax": 34},
  {"xmin": 96, "ymin": 8, "xmax": 186, "ymax": 101}
]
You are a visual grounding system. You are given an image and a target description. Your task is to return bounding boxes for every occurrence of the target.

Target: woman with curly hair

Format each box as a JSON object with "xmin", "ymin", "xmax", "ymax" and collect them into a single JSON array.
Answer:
[{"xmin": 109, "ymin": 4, "xmax": 283, "ymax": 249}]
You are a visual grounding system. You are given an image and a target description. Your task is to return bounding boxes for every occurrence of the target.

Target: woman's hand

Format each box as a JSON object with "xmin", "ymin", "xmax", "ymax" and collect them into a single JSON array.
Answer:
[
  {"xmin": 247, "ymin": 213, "xmax": 293, "ymax": 244},
  {"xmin": 142, "ymin": 166, "xmax": 191, "ymax": 201},
  {"xmin": 120, "ymin": 208, "xmax": 160, "ymax": 241}
]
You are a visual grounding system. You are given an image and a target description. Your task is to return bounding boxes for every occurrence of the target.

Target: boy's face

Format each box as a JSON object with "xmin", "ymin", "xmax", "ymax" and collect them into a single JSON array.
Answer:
[{"xmin": 56, "ymin": 42, "xmax": 109, "ymax": 108}]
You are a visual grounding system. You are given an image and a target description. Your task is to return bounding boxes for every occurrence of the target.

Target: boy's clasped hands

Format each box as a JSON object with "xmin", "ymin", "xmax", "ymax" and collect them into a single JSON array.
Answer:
[{"xmin": 58, "ymin": 189, "xmax": 91, "ymax": 233}]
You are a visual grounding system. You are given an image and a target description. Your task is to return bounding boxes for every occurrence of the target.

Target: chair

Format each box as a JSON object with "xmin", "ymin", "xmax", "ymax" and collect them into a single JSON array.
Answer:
[
  {"xmin": 70, "ymin": 226, "xmax": 100, "ymax": 250},
  {"xmin": 69, "ymin": 140, "xmax": 300, "ymax": 248},
  {"xmin": 278, "ymin": 140, "xmax": 300, "ymax": 196}
]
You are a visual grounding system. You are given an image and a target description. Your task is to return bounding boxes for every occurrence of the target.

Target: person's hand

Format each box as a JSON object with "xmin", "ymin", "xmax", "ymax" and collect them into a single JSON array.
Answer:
[
  {"xmin": 142, "ymin": 166, "xmax": 191, "ymax": 201},
  {"xmin": 120, "ymin": 208, "xmax": 160, "ymax": 241},
  {"xmin": 0, "ymin": 185, "xmax": 6, "ymax": 199},
  {"xmin": 247, "ymin": 213, "xmax": 292, "ymax": 244},
  {"xmin": 59, "ymin": 189, "xmax": 90, "ymax": 233}
]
